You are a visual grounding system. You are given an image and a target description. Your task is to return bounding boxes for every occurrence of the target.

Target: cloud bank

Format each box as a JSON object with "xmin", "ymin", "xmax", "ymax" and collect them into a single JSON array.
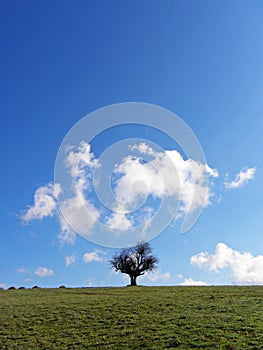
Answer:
[
  {"xmin": 21, "ymin": 141, "xmax": 255, "ymax": 245},
  {"xmin": 191, "ymin": 243, "xmax": 263, "ymax": 285}
]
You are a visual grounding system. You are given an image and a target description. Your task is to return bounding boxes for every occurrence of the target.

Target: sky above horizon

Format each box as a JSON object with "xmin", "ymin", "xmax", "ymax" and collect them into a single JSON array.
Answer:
[{"xmin": 1, "ymin": 1, "xmax": 263, "ymax": 289}]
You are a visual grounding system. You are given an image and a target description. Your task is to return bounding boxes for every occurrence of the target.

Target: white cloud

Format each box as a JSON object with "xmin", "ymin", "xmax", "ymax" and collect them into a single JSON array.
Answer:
[
  {"xmin": 65, "ymin": 141, "xmax": 99, "ymax": 199},
  {"xmin": 0, "ymin": 283, "xmax": 6, "ymax": 289},
  {"xmin": 21, "ymin": 142, "xmax": 101, "ymax": 245},
  {"xmin": 34, "ymin": 267, "xmax": 54, "ymax": 277},
  {"xmin": 180, "ymin": 277, "xmax": 209, "ymax": 286},
  {"xmin": 58, "ymin": 141, "xmax": 100, "ymax": 241},
  {"xmin": 59, "ymin": 194, "xmax": 100, "ymax": 239},
  {"xmin": 65, "ymin": 254, "xmax": 76, "ymax": 266},
  {"xmin": 21, "ymin": 183, "xmax": 61, "ymax": 222},
  {"xmin": 105, "ymin": 203, "xmax": 133, "ymax": 231},
  {"xmin": 65, "ymin": 141, "xmax": 99, "ymax": 180},
  {"xmin": 191, "ymin": 243, "xmax": 263, "ymax": 285},
  {"xmin": 113, "ymin": 144, "xmax": 218, "ymax": 216},
  {"xmin": 130, "ymin": 142, "xmax": 156, "ymax": 156},
  {"xmin": 58, "ymin": 215, "xmax": 77, "ymax": 245},
  {"xmin": 224, "ymin": 167, "xmax": 256, "ymax": 189},
  {"xmin": 143, "ymin": 269, "xmax": 171, "ymax": 282},
  {"xmin": 191, "ymin": 243, "xmax": 233, "ymax": 271},
  {"xmin": 83, "ymin": 250, "xmax": 105, "ymax": 263},
  {"xmin": 114, "ymin": 155, "xmax": 162, "ymax": 202}
]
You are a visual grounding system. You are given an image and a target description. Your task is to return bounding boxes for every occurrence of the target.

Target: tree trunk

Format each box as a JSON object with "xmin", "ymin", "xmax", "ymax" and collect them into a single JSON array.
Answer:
[{"xmin": 130, "ymin": 275, "xmax": 137, "ymax": 286}]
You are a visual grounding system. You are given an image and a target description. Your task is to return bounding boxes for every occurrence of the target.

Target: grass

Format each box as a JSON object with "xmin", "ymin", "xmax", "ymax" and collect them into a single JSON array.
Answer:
[{"xmin": 0, "ymin": 286, "xmax": 263, "ymax": 349}]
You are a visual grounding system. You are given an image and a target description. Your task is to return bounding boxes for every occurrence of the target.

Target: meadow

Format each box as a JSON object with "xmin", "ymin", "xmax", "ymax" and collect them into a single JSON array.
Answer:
[{"xmin": 0, "ymin": 286, "xmax": 262, "ymax": 349}]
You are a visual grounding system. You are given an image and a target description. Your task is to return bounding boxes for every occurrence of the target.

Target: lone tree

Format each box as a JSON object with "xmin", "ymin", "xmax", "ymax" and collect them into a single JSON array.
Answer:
[{"xmin": 110, "ymin": 241, "xmax": 158, "ymax": 286}]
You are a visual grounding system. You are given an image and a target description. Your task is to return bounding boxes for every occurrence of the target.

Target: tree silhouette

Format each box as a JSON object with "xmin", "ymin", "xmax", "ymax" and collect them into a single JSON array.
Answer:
[{"xmin": 110, "ymin": 241, "xmax": 158, "ymax": 286}]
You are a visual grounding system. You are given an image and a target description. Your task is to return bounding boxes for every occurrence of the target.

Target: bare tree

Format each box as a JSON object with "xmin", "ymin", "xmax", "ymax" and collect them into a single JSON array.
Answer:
[{"xmin": 110, "ymin": 241, "xmax": 158, "ymax": 286}]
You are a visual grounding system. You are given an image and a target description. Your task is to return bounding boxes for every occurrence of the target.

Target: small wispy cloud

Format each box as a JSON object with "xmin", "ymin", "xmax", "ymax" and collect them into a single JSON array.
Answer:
[
  {"xmin": 86, "ymin": 278, "xmax": 93, "ymax": 287},
  {"xmin": 16, "ymin": 267, "xmax": 29, "ymax": 274},
  {"xmin": 65, "ymin": 254, "xmax": 76, "ymax": 266},
  {"xmin": 34, "ymin": 267, "xmax": 54, "ymax": 277},
  {"xmin": 143, "ymin": 269, "xmax": 171, "ymax": 282},
  {"xmin": 83, "ymin": 250, "xmax": 105, "ymax": 263},
  {"xmin": 224, "ymin": 167, "xmax": 256, "ymax": 189}
]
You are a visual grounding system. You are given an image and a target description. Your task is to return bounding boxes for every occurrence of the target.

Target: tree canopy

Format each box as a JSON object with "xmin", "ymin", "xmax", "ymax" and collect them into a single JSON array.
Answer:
[{"xmin": 110, "ymin": 241, "xmax": 158, "ymax": 286}]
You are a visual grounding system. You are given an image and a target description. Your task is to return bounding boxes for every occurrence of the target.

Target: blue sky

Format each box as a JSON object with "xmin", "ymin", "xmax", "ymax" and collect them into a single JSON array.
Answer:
[{"xmin": 1, "ymin": 1, "xmax": 263, "ymax": 288}]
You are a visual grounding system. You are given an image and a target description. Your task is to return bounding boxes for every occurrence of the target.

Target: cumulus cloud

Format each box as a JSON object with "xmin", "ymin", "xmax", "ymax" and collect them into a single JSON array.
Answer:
[
  {"xmin": 65, "ymin": 254, "xmax": 76, "ymax": 266},
  {"xmin": 65, "ymin": 141, "xmax": 99, "ymax": 200},
  {"xmin": 21, "ymin": 183, "xmax": 61, "ymax": 222},
  {"xmin": 59, "ymin": 195, "xmax": 99, "ymax": 240},
  {"xmin": 191, "ymin": 243, "xmax": 263, "ymax": 285},
  {"xmin": 0, "ymin": 283, "xmax": 6, "ymax": 289},
  {"xmin": 224, "ymin": 167, "xmax": 256, "ymax": 189},
  {"xmin": 105, "ymin": 203, "xmax": 133, "ymax": 231},
  {"xmin": 34, "ymin": 267, "xmax": 54, "ymax": 277},
  {"xmin": 113, "ymin": 144, "xmax": 218, "ymax": 216},
  {"xmin": 65, "ymin": 141, "xmax": 99, "ymax": 180},
  {"xmin": 21, "ymin": 142, "xmax": 100, "ymax": 244},
  {"xmin": 180, "ymin": 277, "xmax": 209, "ymax": 286},
  {"xmin": 83, "ymin": 250, "xmax": 105, "ymax": 263},
  {"xmin": 57, "ymin": 141, "xmax": 100, "ymax": 241}
]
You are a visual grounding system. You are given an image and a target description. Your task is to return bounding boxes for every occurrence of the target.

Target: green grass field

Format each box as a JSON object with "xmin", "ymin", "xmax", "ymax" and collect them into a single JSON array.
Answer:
[{"xmin": 0, "ymin": 286, "xmax": 263, "ymax": 349}]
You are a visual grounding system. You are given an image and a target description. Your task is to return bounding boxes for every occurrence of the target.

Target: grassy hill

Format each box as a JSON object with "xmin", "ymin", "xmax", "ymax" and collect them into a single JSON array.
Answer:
[{"xmin": 0, "ymin": 286, "xmax": 262, "ymax": 349}]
